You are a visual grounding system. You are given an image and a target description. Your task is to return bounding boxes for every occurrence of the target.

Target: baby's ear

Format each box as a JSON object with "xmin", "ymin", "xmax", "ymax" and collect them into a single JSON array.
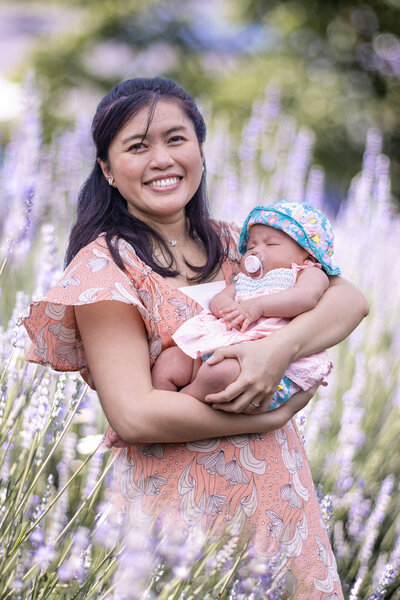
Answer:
[{"xmin": 305, "ymin": 254, "xmax": 317, "ymax": 263}]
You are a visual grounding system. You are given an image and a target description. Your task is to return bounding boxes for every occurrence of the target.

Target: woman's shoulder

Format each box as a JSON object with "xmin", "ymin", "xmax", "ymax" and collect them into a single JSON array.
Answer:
[
  {"xmin": 211, "ymin": 220, "xmax": 241, "ymax": 254},
  {"xmin": 211, "ymin": 219, "xmax": 241, "ymax": 236},
  {"xmin": 71, "ymin": 234, "xmax": 138, "ymax": 265},
  {"xmin": 66, "ymin": 234, "xmax": 152, "ymax": 283},
  {"xmin": 210, "ymin": 220, "xmax": 242, "ymax": 282},
  {"xmin": 23, "ymin": 234, "xmax": 152, "ymax": 387}
]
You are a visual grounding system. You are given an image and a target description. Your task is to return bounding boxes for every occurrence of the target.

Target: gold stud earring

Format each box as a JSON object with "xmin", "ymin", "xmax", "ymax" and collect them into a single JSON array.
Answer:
[{"xmin": 108, "ymin": 177, "xmax": 115, "ymax": 186}]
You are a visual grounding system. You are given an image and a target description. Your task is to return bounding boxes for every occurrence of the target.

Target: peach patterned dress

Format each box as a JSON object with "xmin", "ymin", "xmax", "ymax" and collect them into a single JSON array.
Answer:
[{"xmin": 24, "ymin": 225, "xmax": 343, "ymax": 599}]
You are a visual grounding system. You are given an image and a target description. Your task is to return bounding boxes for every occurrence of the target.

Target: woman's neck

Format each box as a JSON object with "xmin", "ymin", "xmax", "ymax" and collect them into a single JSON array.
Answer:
[{"xmin": 127, "ymin": 207, "xmax": 188, "ymax": 245}]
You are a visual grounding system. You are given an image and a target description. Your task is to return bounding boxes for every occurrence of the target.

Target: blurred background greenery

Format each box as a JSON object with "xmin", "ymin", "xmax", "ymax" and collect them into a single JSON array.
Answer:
[{"xmin": 1, "ymin": 0, "xmax": 399, "ymax": 203}]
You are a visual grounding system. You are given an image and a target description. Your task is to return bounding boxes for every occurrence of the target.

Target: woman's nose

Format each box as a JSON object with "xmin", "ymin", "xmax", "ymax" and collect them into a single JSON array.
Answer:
[{"xmin": 149, "ymin": 144, "xmax": 175, "ymax": 169}]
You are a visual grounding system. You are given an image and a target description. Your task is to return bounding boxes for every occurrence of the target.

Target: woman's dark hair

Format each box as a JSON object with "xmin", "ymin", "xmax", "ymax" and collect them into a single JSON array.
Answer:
[{"xmin": 65, "ymin": 76, "xmax": 230, "ymax": 283}]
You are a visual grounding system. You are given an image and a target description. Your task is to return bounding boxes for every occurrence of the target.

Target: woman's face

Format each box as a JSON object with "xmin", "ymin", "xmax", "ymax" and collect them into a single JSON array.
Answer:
[
  {"xmin": 98, "ymin": 99, "xmax": 204, "ymax": 224},
  {"xmin": 241, "ymin": 224, "xmax": 312, "ymax": 274}
]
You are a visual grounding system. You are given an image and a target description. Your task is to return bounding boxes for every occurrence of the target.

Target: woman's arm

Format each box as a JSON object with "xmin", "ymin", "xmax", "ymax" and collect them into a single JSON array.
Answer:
[
  {"xmin": 74, "ymin": 301, "xmax": 312, "ymax": 444},
  {"xmin": 205, "ymin": 276, "xmax": 369, "ymax": 412},
  {"xmin": 279, "ymin": 275, "xmax": 369, "ymax": 359}
]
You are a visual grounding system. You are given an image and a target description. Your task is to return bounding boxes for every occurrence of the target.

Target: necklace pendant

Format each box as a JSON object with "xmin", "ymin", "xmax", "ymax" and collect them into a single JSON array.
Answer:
[{"xmin": 170, "ymin": 240, "xmax": 177, "ymax": 246}]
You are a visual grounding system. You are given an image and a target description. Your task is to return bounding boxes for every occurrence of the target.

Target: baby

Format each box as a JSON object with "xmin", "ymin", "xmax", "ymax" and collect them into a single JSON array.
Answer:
[{"xmin": 151, "ymin": 201, "xmax": 341, "ymax": 410}]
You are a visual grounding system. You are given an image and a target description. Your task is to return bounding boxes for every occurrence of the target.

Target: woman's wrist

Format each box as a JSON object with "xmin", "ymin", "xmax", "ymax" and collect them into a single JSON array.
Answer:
[
  {"xmin": 260, "ymin": 325, "xmax": 300, "ymax": 363},
  {"xmin": 255, "ymin": 403, "xmax": 292, "ymax": 431}
]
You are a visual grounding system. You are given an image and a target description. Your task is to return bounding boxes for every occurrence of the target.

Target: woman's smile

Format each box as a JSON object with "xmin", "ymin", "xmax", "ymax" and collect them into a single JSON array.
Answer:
[
  {"xmin": 99, "ymin": 99, "xmax": 204, "ymax": 224},
  {"xmin": 144, "ymin": 174, "xmax": 183, "ymax": 190}
]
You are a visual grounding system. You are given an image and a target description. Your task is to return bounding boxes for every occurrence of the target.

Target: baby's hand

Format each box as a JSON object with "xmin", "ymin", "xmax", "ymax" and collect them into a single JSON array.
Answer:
[
  {"xmin": 213, "ymin": 300, "xmax": 238, "ymax": 319},
  {"xmin": 220, "ymin": 299, "xmax": 262, "ymax": 332}
]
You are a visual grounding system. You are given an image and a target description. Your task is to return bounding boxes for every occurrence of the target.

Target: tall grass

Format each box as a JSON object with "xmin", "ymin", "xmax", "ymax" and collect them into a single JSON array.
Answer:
[{"xmin": 0, "ymin": 85, "xmax": 399, "ymax": 598}]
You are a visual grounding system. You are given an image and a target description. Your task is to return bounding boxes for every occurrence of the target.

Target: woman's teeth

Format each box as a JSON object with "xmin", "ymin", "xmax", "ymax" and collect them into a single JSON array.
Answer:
[{"xmin": 147, "ymin": 177, "xmax": 180, "ymax": 187}]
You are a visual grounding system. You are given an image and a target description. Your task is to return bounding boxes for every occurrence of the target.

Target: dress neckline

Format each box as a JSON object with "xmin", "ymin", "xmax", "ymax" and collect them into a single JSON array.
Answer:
[
  {"xmin": 151, "ymin": 262, "xmax": 233, "ymax": 312},
  {"xmin": 178, "ymin": 280, "xmax": 226, "ymax": 290}
]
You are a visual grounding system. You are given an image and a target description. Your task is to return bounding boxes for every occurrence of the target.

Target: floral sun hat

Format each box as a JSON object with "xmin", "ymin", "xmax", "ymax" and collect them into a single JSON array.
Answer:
[{"xmin": 238, "ymin": 201, "xmax": 341, "ymax": 275}]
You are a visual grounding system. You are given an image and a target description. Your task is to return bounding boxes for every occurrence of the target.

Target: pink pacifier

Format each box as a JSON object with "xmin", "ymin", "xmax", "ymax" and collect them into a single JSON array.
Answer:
[
  {"xmin": 244, "ymin": 253, "xmax": 265, "ymax": 278},
  {"xmin": 245, "ymin": 255, "xmax": 262, "ymax": 273}
]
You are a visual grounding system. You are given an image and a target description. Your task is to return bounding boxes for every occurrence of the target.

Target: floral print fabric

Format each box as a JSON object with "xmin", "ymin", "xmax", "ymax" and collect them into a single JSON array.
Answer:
[
  {"xmin": 238, "ymin": 201, "xmax": 341, "ymax": 276},
  {"xmin": 23, "ymin": 226, "xmax": 343, "ymax": 599}
]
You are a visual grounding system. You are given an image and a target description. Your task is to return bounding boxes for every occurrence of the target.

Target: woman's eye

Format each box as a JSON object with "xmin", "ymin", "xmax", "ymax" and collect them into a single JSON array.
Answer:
[
  {"xmin": 168, "ymin": 135, "xmax": 185, "ymax": 144},
  {"xmin": 129, "ymin": 142, "xmax": 146, "ymax": 152}
]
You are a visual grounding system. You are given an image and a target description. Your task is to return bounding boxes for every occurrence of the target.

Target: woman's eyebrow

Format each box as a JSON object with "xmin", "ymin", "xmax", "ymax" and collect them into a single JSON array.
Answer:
[
  {"xmin": 121, "ymin": 126, "xmax": 188, "ymax": 145},
  {"xmin": 163, "ymin": 126, "xmax": 188, "ymax": 137},
  {"xmin": 121, "ymin": 133, "xmax": 146, "ymax": 144}
]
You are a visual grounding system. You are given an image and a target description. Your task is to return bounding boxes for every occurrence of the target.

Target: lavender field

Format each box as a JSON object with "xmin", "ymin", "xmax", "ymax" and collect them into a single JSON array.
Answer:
[{"xmin": 1, "ymin": 86, "xmax": 400, "ymax": 599}]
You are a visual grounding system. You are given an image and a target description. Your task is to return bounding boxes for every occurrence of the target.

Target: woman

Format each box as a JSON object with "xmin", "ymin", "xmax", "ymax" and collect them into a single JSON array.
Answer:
[{"xmin": 24, "ymin": 77, "xmax": 368, "ymax": 597}]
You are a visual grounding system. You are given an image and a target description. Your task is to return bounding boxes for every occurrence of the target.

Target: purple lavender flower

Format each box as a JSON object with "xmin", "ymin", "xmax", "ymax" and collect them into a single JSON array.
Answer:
[
  {"xmin": 355, "ymin": 475, "xmax": 394, "ymax": 584},
  {"xmin": 368, "ymin": 563, "xmax": 396, "ymax": 599},
  {"xmin": 57, "ymin": 527, "xmax": 90, "ymax": 583},
  {"xmin": 33, "ymin": 544, "xmax": 56, "ymax": 571}
]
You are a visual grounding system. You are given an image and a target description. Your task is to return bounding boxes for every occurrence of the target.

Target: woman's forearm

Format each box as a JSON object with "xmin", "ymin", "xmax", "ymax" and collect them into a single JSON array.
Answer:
[
  {"xmin": 76, "ymin": 300, "xmax": 294, "ymax": 443},
  {"xmin": 113, "ymin": 387, "xmax": 292, "ymax": 444},
  {"xmin": 271, "ymin": 276, "xmax": 369, "ymax": 361}
]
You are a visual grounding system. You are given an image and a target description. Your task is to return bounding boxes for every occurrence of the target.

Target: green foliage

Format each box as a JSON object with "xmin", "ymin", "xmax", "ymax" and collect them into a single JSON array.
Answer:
[{"xmin": 9, "ymin": 0, "xmax": 398, "ymax": 201}]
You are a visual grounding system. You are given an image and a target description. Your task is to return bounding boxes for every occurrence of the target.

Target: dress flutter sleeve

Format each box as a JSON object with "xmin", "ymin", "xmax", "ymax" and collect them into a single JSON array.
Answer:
[
  {"xmin": 23, "ymin": 235, "xmax": 152, "ymax": 388},
  {"xmin": 24, "ymin": 223, "xmax": 242, "ymax": 389}
]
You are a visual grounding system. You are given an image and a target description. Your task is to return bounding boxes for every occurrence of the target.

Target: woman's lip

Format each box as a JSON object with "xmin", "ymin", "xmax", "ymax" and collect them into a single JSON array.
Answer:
[
  {"xmin": 144, "ymin": 175, "xmax": 183, "ymax": 185},
  {"xmin": 144, "ymin": 176, "xmax": 183, "ymax": 192}
]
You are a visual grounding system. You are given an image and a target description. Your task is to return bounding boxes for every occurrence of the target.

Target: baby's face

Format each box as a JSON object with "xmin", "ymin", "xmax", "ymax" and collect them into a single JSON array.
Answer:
[{"xmin": 241, "ymin": 224, "xmax": 311, "ymax": 275}]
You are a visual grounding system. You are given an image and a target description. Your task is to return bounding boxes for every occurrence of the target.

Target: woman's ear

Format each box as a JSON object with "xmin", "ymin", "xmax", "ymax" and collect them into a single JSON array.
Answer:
[
  {"xmin": 97, "ymin": 158, "xmax": 112, "ymax": 181},
  {"xmin": 200, "ymin": 145, "xmax": 205, "ymax": 165}
]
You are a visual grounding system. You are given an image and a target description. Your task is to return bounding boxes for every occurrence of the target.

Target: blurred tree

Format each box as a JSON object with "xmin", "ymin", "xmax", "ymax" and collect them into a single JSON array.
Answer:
[
  {"xmin": 240, "ymin": 0, "xmax": 400, "ymax": 200},
  {"xmin": 13, "ymin": 0, "xmax": 400, "ymax": 201}
]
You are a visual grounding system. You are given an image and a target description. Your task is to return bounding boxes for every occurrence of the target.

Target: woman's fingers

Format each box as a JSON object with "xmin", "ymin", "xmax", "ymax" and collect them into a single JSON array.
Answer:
[
  {"xmin": 206, "ymin": 345, "xmax": 239, "ymax": 365},
  {"xmin": 206, "ymin": 337, "xmax": 301, "ymax": 414},
  {"xmin": 215, "ymin": 394, "xmax": 270, "ymax": 414},
  {"xmin": 214, "ymin": 382, "xmax": 321, "ymax": 415},
  {"xmin": 205, "ymin": 372, "xmax": 247, "ymax": 405},
  {"xmin": 212, "ymin": 393, "xmax": 261, "ymax": 413},
  {"xmin": 242, "ymin": 397, "xmax": 271, "ymax": 414},
  {"xmin": 207, "ymin": 376, "xmax": 266, "ymax": 409},
  {"xmin": 206, "ymin": 343, "xmax": 271, "ymax": 407}
]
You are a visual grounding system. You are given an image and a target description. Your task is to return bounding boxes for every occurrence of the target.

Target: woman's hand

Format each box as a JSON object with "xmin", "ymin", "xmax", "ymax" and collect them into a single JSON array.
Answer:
[
  {"xmin": 244, "ymin": 381, "xmax": 323, "ymax": 415},
  {"xmin": 204, "ymin": 330, "xmax": 295, "ymax": 413}
]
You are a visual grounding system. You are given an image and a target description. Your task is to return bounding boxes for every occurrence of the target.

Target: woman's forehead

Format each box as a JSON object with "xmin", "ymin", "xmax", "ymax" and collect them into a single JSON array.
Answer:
[{"xmin": 119, "ymin": 99, "xmax": 192, "ymax": 139}]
